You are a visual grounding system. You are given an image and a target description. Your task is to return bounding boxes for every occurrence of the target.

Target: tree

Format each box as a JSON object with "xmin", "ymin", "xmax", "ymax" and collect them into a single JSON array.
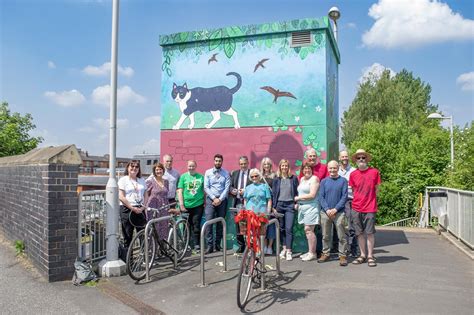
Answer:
[
  {"xmin": 341, "ymin": 69, "xmax": 455, "ymax": 224},
  {"xmin": 342, "ymin": 69, "xmax": 436, "ymax": 147},
  {"xmin": 0, "ymin": 101, "xmax": 43, "ymax": 157},
  {"xmin": 445, "ymin": 122, "xmax": 474, "ymax": 191}
]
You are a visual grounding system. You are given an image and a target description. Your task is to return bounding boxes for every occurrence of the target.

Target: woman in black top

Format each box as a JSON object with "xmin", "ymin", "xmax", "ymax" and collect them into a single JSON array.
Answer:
[{"xmin": 272, "ymin": 159, "xmax": 299, "ymax": 261}]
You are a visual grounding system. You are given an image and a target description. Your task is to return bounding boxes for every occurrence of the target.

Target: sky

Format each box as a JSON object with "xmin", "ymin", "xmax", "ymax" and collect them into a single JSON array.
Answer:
[{"xmin": 1, "ymin": 0, "xmax": 473, "ymax": 158}]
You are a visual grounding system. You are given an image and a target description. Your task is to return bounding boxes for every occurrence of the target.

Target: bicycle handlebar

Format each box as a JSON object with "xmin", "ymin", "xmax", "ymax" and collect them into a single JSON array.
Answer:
[{"xmin": 228, "ymin": 207, "xmax": 284, "ymax": 218}]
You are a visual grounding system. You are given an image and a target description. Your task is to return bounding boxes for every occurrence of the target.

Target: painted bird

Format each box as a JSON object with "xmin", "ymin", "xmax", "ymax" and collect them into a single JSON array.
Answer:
[
  {"xmin": 260, "ymin": 86, "xmax": 297, "ymax": 103},
  {"xmin": 254, "ymin": 58, "xmax": 269, "ymax": 72},
  {"xmin": 208, "ymin": 53, "xmax": 218, "ymax": 64}
]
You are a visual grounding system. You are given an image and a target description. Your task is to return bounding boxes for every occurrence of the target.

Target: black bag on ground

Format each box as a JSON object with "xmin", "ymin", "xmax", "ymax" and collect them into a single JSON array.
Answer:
[{"xmin": 72, "ymin": 257, "xmax": 97, "ymax": 286}]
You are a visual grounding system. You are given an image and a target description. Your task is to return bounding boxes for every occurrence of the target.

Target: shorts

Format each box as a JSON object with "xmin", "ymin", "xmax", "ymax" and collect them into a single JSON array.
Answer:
[{"xmin": 351, "ymin": 209, "xmax": 376, "ymax": 235}]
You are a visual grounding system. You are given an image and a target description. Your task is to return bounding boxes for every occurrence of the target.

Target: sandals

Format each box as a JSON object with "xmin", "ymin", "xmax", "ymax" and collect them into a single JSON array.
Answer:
[
  {"xmin": 352, "ymin": 256, "xmax": 366, "ymax": 265},
  {"xmin": 367, "ymin": 257, "xmax": 377, "ymax": 267}
]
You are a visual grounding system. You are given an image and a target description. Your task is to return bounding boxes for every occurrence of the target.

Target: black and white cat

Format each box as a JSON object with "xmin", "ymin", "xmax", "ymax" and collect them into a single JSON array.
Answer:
[{"xmin": 171, "ymin": 72, "xmax": 242, "ymax": 130}]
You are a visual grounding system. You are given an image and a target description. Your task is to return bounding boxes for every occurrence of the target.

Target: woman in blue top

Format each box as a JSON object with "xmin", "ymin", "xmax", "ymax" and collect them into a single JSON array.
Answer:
[{"xmin": 243, "ymin": 168, "xmax": 272, "ymax": 214}]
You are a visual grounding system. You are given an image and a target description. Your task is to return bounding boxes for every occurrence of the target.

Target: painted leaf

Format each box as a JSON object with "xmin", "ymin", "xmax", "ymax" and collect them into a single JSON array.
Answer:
[
  {"xmin": 311, "ymin": 20, "xmax": 320, "ymax": 28},
  {"xmin": 300, "ymin": 48, "xmax": 309, "ymax": 60},
  {"xmin": 280, "ymin": 126, "xmax": 288, "ymax": 131},
  {"xmin": 209, "ymin": 30, "xmax": 222, "ymax": 51},
  {"xmin": 227, "ymin": 26, "xmax": 244, "ymax": 37},
  {"xmin": 161, "ymin": 35, "xmax": 169, "ymax": 44},
  {"xmin": 179, "ymin": 32, "xmax": 188, "ymax": 42},
  {"xmin": 308, "ymin": 132, "xmax": 317, "ymax": 141},
  {"xmin": 223, "ymin": 38, "xmax": 236, "ymax": 58},
  {"xmin": 261, "ymin": 23, "xmax": 271, "ymax": 33},
  {"xmin": 291, "ymin": 19, "xmax": 299, "ymax": 29},
  {"xmin": 272, "ymin": 126, "xmax": 280, "ymax": 132},
  {"xmin": 300, "ymin": 20, "xmax": 309, "ymax": 29},
  {"xmin": 294, "ymin": 126, "xmax": 302, "ymax": 133},
  {"xmin": 274, "ymin": 118, "xmax": 284, "ymax": 127},
  {"xmin": 178, "ymin": 43, "xmax": 186, "ymax": 52},
  {"xmin": 295, "ymin": 160, "xmax": 302, "ymax": 166},
  {"xmin": 265, "ymin": 37, "xmax": 272, "ymax": 48},
  {"xmin": 293, "ymin": 47, "xmax": 301, "ymax": 54},
  {"xmin": 271, "ymin": 22, "xmax": 280, "ymax": 31},
  {"xmin": 166, "ymin": 68, "xmax": 172, "ymax": 77},
  {"xmin": 161, "ymin": 63, "xmax": 167, "ymax": 71}
]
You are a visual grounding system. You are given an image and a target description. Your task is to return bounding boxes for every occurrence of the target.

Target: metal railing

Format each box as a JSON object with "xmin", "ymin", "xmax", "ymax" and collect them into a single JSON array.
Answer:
[
  {"xmin": 425, "ymin": 186, "xmax": 473, "ymax": 249},
  {"xmin": 198, "ymin": 217, "xmax": 227, "ymax": 287},
  {"xmin": 383, "ymin": 217, "xmax": 418, "ymax": 227},
  {"xmin": 78, "ymin": 190, "xmax": 107, "ymax": 263}
]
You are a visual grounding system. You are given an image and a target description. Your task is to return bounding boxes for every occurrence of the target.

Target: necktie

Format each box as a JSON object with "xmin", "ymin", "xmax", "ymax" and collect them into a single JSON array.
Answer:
[{"xmin": 239, "ymin": 171, "xmax": 245, "ymax": 190}]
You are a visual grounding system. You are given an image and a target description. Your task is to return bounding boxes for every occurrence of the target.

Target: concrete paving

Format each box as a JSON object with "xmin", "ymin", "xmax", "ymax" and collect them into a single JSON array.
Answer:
[{"xmin": 1, "ymin": 227, "xmax": 472, "ymax": 314}]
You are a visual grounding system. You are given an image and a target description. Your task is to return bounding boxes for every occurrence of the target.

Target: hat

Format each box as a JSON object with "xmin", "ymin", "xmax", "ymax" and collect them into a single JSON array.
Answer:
[{"xmin": 351, "ymin": 149, "xmax": 372, "ymax": 163}]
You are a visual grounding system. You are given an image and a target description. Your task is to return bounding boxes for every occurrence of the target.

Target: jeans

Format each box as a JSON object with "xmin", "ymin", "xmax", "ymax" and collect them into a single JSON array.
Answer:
[
  {"xmin": 120, "ymin": 205, "xmax": 145, "ymax": 248},
  {"xmin": 234, "ymin": 199, "xmax": 246, "ymax": 251},
  {"xmin": 186, "ymin": 204, "xmax": 204, "ymax": 248},
  {"xmin": 321, "ymin": 211, "xmax": 348, "ymax": 257},
  {"xmin": 204, "ymin": 197, "xmax": 227, "ymax": 249},
  {"xmin": 276, "ymin": 201, "xmax": 295, "ymax": 250}
]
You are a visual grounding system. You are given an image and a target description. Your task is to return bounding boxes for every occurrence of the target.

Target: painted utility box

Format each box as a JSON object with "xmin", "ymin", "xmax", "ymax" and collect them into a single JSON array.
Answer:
[{"xmin": 159, "ymin": 17, "xmax": 340, "ymax": 251}]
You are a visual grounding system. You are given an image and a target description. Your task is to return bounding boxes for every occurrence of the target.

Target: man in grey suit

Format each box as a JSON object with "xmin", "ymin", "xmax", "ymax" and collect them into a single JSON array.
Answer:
[{"xmin": 229, "ymin": 156, "xmax": 251, "ymax": 253}]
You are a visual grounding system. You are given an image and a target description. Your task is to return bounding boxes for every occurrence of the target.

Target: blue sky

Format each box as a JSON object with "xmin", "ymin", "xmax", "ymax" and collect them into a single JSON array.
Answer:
[{"xmin": 1, "ymin": 0, "xmax": 473, "ymax": 157}]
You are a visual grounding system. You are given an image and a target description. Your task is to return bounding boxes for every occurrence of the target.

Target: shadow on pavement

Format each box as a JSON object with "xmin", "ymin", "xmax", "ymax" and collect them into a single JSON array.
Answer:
[
  {"xmin": 239, "ymin": 270, "xmax": 315, "ymax": 313},
  {"xmin": 375, "ymin": 229, "xmax": 409, "ymax": 247}
]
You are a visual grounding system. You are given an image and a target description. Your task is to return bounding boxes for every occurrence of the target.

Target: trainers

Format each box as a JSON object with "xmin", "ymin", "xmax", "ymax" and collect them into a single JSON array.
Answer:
[
  {"xmin": 317, "ymin": 254, "xmax": 330, "ymax": 263},
  {"xmin": 300, "ymin": 252, "xmax": 309, "ymax": 260},
  {"xmin": 339, "ymin": 256, "xmax": 348, "ymax": 266},
  {"xmin": 286, "ymin": 251, "xmax": 293, "ymax": 261},
  {"xmin": 267, "ymin": 247, "xmax": 273, "ymax": 255},
  {"xmin": 280, "ymin": 249, "xmax": 287, "ymax": 259},
  {"xmin": 301, "ymin": 253, "xmax": 317, "ymax": 261}
]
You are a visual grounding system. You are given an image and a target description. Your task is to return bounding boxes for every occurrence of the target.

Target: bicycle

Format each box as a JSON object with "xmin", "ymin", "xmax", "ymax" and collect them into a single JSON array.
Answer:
[
  {"xmin": 230, "ymin": 208, "xmax": 283, "ymax": 309},
  {"xmin": 126, "ymin": 203, "xmax": 190, "ymax": 281}
]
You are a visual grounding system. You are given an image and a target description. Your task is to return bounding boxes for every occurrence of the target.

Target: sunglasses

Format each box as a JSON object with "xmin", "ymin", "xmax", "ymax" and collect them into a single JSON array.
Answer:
[
  {"xmin": 250, "ymin": 175, "xmax": 259, "ymax": 179},
  {"xmin": 356, "ymin": 157, "xmax": 366, "ymax": 161},
  {"xmin": 130, "ymin": 165, "xmax": 140, "ymax": 169}
]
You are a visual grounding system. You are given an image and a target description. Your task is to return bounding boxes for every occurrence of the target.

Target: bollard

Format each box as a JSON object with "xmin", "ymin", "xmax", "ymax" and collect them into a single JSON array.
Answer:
[
  {"xmin": 198, "ymin": 217, "xmax": 227, "ymax": 287},
  {"xmin": 259, "ymin": 217, "xmax": 281, "ymax": 291}
]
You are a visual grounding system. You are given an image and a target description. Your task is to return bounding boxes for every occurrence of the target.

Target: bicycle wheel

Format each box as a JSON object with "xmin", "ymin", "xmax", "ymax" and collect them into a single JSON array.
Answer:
[
  {"xmin": 237, "ymin": 247, "xmax": 256, "ymax": 309},
  {"xmin": 167, "ymin": 219, "xmax": 190, "ymax": 262},
  {"xmin": 126, "ymin": 228, "xmax": 157, "ymax": 281}
]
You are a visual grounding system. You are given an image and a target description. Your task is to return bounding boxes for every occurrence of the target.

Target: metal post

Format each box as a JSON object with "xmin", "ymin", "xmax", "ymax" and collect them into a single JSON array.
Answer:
[
  {"xmin": 260, "ymin": 234, "xmax": 265, "ymax": 290},
  {"xmin": 172, "ymin": 218, "xmax": 178, "ymax": 269},
  {"xmin": 267, "ymin": 218, "xmax": 281, "ymax": 274},
  {"xmin": 99, "ymin": 0, "xmax": 124, "ymax": 277},
  {"xmin": 198, "ymin": 217, "xmax": 227, "ymax": 287},
  {"xmin": 448, "ymin": 116, "xmax": 454, "ymax": 168}
]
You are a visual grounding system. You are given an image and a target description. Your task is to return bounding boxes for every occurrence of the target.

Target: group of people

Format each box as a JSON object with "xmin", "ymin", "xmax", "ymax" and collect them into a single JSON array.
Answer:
[{"xmin": 117, "ymin": 148, "xmax": 381, "ymax": 267}]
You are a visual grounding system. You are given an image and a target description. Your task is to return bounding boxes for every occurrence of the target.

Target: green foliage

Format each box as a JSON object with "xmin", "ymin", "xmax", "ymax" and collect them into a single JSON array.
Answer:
[
  {"xmin": 0, "ymin": 102, "xmax": 43, "ymax": 157},
  {"xmin": 15, "ymin": 240, "xmax": 25, "ymax": 256},
  {"xmin": 341, "ymin": 69, "xmax": 471, "ymax": 224},
  {"xmin": 342, "ymin": 69, "xmax": 436, "ymax": 147},
  {"xmin": 445, "ymin": 123, "xmax": 474, "ymax": 190}
]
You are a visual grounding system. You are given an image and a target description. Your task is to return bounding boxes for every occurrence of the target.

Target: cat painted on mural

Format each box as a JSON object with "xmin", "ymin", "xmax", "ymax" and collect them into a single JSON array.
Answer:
[{"xmin": 171, "ymin": 72, "xmax": 242, "ymax": 130}]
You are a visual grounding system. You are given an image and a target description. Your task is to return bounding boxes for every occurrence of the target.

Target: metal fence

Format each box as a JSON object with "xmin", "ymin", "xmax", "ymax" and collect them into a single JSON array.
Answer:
[
  {"xmin": 78, "ymin": 190, "xmax": 107, "ymax": 263},
  {"xmin": 425, "ymin": 186, "xmax": 473, "ymax": 249}
]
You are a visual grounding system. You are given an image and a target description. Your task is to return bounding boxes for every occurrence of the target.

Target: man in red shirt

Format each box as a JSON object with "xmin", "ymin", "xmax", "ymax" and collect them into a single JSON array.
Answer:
[
  {"xmin": 349, "ymin": 149, "xmax": 381, "ymax": 267},
  {"xmin": 298, "ymin": 148, "xmax": 329, "ymax": 181}
]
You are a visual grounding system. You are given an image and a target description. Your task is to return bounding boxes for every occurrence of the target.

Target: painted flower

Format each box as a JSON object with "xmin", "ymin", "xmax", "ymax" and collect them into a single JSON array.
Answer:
[
  {"xmin": 254, "ymin": 113, "xmax": 259, "ymax": 118},
  {"xmin": 315, "ymin": 106, "xmax": 322, "ymax": 112},
  {"xmin": 294, "ymin": 116, "xmax": 300, "ymax": 122}
]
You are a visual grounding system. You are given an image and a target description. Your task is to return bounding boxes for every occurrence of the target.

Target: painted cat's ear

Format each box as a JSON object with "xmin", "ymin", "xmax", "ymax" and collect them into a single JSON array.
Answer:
[
  {"xmin": 183, "ymin": 83, "xmax": 188, "ymax": 89},
  {"xmin": 173, "ymin": 83, "xmax": 177, "ymax": 89}
]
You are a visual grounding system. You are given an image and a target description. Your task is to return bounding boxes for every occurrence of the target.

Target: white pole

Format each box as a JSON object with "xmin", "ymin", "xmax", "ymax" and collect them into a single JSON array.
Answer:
[
  {"xmin": 100, "ymin": 0, "xmax": 125, "ymax": 276},
  {"xmin": 333, "ymin": 20, "xmax": 338, "ymax": 42},
  {"xmin": 448, "ymin": 116, "xmax": 454, "ymax": 168}
]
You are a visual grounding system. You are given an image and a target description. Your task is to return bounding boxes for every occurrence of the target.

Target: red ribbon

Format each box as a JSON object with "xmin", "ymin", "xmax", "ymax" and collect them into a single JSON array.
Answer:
[{"xmin": 234, "ymin": 210, "xmax": 269, "ymax": 252}]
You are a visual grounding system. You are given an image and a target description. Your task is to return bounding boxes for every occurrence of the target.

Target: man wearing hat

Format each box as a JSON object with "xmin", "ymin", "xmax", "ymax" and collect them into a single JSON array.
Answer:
[{"xmin": 349, "ymin": 149, "xmax": 381, "ymax": 267}]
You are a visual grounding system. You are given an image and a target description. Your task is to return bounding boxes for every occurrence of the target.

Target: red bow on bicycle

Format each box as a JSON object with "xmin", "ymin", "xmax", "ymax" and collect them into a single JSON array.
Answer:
[{"xmin": 234, "ymin": 210, "xmax": 268, "ymax": 253}]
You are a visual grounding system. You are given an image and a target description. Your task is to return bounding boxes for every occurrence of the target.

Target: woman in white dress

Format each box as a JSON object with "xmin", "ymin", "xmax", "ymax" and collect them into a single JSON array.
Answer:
[{"xmin": 295, "ymin": 162, "xmax": 320, "ymax": 261}]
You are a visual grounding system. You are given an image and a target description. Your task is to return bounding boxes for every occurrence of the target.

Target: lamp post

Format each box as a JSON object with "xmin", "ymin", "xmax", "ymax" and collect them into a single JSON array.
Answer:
[
  {"xmin": 328, "ymin": 6, "xmax": 341, "ymax": 42},
  {"xmin": 427, "ymin": 112, "xmax": 454, "ymax": 168}
]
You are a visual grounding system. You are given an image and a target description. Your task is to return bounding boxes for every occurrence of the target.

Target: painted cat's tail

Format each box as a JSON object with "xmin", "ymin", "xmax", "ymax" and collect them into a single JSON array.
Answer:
[{"xmin": 226, "ymin": 72, "xmax": 242, "ymax": 94}]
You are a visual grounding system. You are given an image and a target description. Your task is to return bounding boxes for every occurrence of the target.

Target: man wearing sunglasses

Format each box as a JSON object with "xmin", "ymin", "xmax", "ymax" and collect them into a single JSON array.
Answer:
[{"xmin": 349, "ymin": 149, "xmax": 381, "ymax": 267}]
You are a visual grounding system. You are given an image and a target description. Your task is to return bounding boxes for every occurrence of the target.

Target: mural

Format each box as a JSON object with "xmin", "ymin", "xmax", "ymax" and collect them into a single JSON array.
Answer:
[{"xmin": 160, "ymin": 17, "xmax": 340, "ymax": 252}]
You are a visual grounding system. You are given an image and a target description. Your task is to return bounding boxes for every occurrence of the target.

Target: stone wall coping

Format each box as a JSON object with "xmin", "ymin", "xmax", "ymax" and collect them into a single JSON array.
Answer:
[{"xmin": 0, "ymin": 144, "xmax": 82, "ymax": 166}]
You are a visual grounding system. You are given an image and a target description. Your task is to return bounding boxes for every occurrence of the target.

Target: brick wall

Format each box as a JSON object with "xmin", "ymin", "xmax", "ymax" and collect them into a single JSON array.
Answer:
[{"xmin": 0, "ymin": 145, "xmax": 81, "ymax": 282}]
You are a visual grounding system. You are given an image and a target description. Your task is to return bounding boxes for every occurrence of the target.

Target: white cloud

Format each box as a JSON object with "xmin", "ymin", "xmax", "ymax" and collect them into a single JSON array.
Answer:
[
  {"xmin": 362, "ymin": 0, "xmax": 474, "ymax": 49},
  {"xmin": 44, "ymin": 89, "xmax": 86, "ymax": 107},
  {"xmin": 346, "ymin": 22, "xmax": 357, "ymax": 29},
  {"xmin": 142, "ymin": 116, "xmax": 161, "ymax": 127},
  {"xmin": 82, "ymin": 62, "xmax": 134, "ymax": 77},
  {"xmin": 359, "ymin": 63, "xmax": 396, "ymax": 84},
  {"xmin": 93, "ymin": 117, "xmax": 129, "ymax": 129},
  {"xmin": 91, "ymin": 85, "xmax": 146, "ymax": 106},
  {"xmin": 132, "ymin": 138, "xmax": 161, "ymax": 155},
  {"xmin": 78, "ymin": 126, "xmax": 96, "ymax": 133},
  {"xmin": 457, "ymin": 71, "xmax": 474, "ymax": 91},
  {"xmin": 47, "ymin": 61, "xmax": 56, "ymax": 69},
  {"xmin": 32, "ymin": 129, "xmax": 60, "ymax": 147}
]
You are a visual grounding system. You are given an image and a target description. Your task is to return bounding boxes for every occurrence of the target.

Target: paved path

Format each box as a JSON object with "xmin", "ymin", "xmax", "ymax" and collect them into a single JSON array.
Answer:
[{"xmin": 1, "ymin": 228, "xmax": 472, "ymax": 314}]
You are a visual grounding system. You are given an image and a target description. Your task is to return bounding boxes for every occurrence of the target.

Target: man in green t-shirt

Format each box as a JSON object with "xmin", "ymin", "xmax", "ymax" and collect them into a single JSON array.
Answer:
[{"xmin": 177, "ymin": 160, "xmax": 205, "ymax": 251}]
